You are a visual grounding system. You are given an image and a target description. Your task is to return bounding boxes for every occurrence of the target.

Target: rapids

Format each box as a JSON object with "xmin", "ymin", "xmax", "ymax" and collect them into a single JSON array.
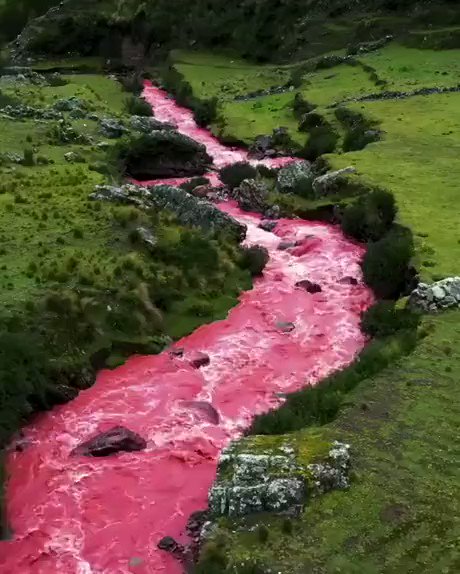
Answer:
[{"xmin": 0, "ymin": 82, "xmax": 373, "ymax": 574}]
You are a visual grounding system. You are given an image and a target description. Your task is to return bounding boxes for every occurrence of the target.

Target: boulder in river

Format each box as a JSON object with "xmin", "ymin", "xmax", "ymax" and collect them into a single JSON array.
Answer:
[
  {"xmin": 71, "ymin": 426, "xmax": 147, "ymax": 457},
  {"xmin": 296, "ymin": 280, "xmax": 322, "ymax": 294},
  {"xmin": 339, "ymin": 276, "xmax": 358, "ymax": 286},
  {"xmin": 258, "ymin": 220, "xmax": 277, "ymax": 232},
  {"xmin": 189, "ymin": 352, "xmax": 211, "ymax": 369},
  {"xmin": 231, "ymin": 178, "xmax": 268, "ymax": 213},
  {"xmin": 181, "ymin": 401, "xmax": 220, "ymax": 425}
]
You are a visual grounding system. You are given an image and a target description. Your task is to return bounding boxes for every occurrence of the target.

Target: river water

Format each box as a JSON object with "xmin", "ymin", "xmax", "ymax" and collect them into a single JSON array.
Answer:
[{"xmin": 0, "ymin": 82, "xmax": 373, "ymax": 574}]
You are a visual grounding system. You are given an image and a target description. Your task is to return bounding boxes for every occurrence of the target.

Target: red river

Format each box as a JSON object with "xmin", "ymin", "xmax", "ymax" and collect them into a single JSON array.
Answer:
[{"xmin": 0, "ymin": 82, "xmax": 373, "ymax": 573}]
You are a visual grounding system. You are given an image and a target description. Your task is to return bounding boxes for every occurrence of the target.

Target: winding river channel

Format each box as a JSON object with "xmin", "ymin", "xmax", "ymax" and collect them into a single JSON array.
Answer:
[{"xmin": 0, "ymin": 82, "xmax": 373, "ymax": 574}]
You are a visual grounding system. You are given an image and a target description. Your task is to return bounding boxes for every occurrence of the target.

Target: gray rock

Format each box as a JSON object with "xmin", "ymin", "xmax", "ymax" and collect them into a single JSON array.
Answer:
[
  {"xmin": 136, "ymin": 226, "xmax": 157, "ymax": 250},
  {"xmin": 258, "ymin": 220, "xmax": 277, "ymax": 232},
  {"xmin": 276, "ymin": 321, "xmax": 296, "ymax": 333},
  {"xmin": 99, "ymin": 117, "xmax": 128, "ymax": 138},
  {"xmin": 277, "ymin": 160, "xmax": 312, "ymax": 194},
  {"xmin": 264, "ymin": 204, "xmax": 281, "ymax": 219},
  {"xmin": 232, "ymin": 179, "xmax": 268, "ymax": 213},
  {"xmin": 71, "ymin": 426, "xmax": 147, "ymax": 457},
  {"xmin": 307, "ymin": 441, "xmax": 351, "ymax": 494},
  {"xmin": 130, "ymin": 115, "xmax": 175, "ymax": 133},
  {"xmin": 409, "ymin": 276, "xmax": 460, "ymax": 313},
  {"xmin": 90, "ymin": 183, "xmax": 246, "ymax": 240},
  {"xmin": 64, "ymin": 151, "xmax": 84, "ymax": 163},
  {"xmin": 312, "ymin": 167, "xmax": 356, "ymax": 198},
  {"xmin": 53, "ymin": 97, "xmax": 86, "ymax": 112},
  {"xmin": 295, "ymin": 280, "xmax": 322, "ymax": 294}
]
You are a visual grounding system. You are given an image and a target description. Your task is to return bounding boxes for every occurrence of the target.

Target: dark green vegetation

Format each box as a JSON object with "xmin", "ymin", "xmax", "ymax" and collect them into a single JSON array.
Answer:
[{"xmin": 0, "ymin": 71, "xmax": 251, "ymax": 476}]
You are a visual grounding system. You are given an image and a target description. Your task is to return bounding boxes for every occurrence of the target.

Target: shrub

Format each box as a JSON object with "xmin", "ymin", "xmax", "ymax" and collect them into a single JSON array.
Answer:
[
  {"xmin": 195, "ymin": 541, "xmax": 228, "ymax": 574},
  {"xmin": 299, "ymin": 111, "xmax": 325, "ymax": 132},
  {"xmin": 120, "ymin": 73, "xmax": 144, "ymax": 94},
  {"xmin": 293, "ymin": 92, "xmax": 315, "ymax": 119},
  {"xmin": 241, "ymin": 245, "xmax": 269, "ymax": 277},
  {"xmin": 335, "ymin": 106, "xmax": 381, "ymax": 152},
  {"xmin": 361, "ymin": 301, "xmax": 420, "ymax": 338},
  {"xmin": 256, "ymin": 525, "xmax": 269, "ymax": 543},
  {"xmin": 125, "ymin": 95, "xmax": 152, "ymax": 117},
  {"xmin": 194, "ymin": 97, "xmax": 218, "ymax": 127},
  {"xmin": 341, "ymin": 189, "xmax": 396, "ymax": 242},
  {"xmin": 301, "ymin": 125, "xmax": 339, "ymax": 160},
  {"xmin": 22, "ymin": 148, "xmax": 35, "ymax": 167},
  {"xmin": 220, "ymin": 161, "xmax": 257, "ymax": 190},
  {"xmin": 362, "ymin": 225, "xmax": 414, "ymax": 299},
  {"xmin": 282, "ymin": 518, "xmax": 293, "ymax": 535}
]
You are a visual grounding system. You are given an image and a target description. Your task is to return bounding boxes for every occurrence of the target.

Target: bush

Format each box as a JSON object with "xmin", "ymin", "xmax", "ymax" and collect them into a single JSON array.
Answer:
[
  {"xmin": 301, "ymin": 125, "xmax": 339, "ymax": 160},
  {"xmin": 299, "ymin": 111, "xmax": 325, "ymax": 132},
  {"xmin": 120, "ymin": 73, "xmax": 144, "ymax": 94},
  {"xmin": 341, "ymin": 189, "xmax": 396, "ymax": 242},
  {"xmin": 220, "ymin": 161, "xmax": 257, "ymax": 190},
  {"xmin": 362, "ymin": 225, "xmax": 414, "ymax": 299},
  {"xmin": 241, "ymin": 245, "xmax": 269, "ymax": 277},
  {"xmin": 194, "ymin": 97, "xmax": 218, "ymax": 127},
  {"xmin": 195, "ymin": 541, "xmax": 228, "ymax": 574},
  {"xmin": 257, "ymin": 525, "xmax": 269, "ymax": 543},
  {"xmin": 361, "ymin": 301, "xmax": 420, "ymax": 338},
  {"xmin": 125, "ymin": 95, "xmax": 152, "ymax": 117},
  {"xmin": 22, "ymin": 148, "xmax": 35, "ymax": 167},
  {"xmin": 335, "ymin": 106, "xmax": 380, "ymax": 152},
  {"xmin": 293, "ymin": 92, "xmax": 315, "ymax": 119}
]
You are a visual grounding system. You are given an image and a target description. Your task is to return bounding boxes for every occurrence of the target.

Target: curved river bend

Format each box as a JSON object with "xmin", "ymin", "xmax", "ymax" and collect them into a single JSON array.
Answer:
[{"xmin": 0, "ymin": 82, "xmax": 373, "ymax": 574}]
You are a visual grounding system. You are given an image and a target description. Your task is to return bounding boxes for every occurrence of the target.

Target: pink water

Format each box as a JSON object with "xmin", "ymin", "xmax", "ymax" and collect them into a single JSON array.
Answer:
[{"xmin": 0, "ymin": 82, "xmax": 373, "ymax": 574}]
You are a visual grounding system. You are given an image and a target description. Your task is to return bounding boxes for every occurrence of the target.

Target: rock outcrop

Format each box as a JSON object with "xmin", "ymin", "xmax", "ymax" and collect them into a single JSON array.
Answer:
[
  {"xmin": 208, "ymin": 440, "xmax": 351, "ymax": 517},
  {"xmin": 312, "ymin": 166, "xmax": 356, "ymax": 197},
  {"xmin": 408, "ymin": 277, "xmax": 460, "ymax": 313},
  {"xmin": 130, "ymin": 115, "xmax": 175, "ymax": 133},
  {"xmin": 276, "ymin": 160, "xmax": 312, "ymax": 194},
  {"xmin": 71, "ymin": 426, "xmax": 147, "ymax": 457},
  {"xmin": 99, "ymin": 117, "xmax": 128, "ymax": 139},
  {"xmin": 90, "ymin": 184, "xmax": 247, "ymax": 241},
  {"xmin": 209, "ymin": 449, "xmax": 306, "ymax": 517}
]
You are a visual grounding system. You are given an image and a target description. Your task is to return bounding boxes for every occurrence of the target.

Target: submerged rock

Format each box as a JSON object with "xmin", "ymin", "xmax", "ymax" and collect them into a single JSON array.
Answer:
[
  {"xmin": 339, "ymin": 276, "xmax": 358, "ymax": 286},
  {"xmin": 276, "ymin": 321, "xmax": 296, "ymax": 333},
  {"xmin": 189, "ymin": 352, "xmax": 210, "ymax": 369},
  {"xmin": 181, "ymin": 401, "xmax": 220, "ymax": 425},
  {"xmin": 258, "ymin": 220, "xmax": 277, "ymax": 232},
  {"xmin": 71, "ymin": 426, "xmax": 147, "ymax": 457}
]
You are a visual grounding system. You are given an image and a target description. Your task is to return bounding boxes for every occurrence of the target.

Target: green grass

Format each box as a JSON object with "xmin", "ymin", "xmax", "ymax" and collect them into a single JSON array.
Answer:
[
  {"xmin": 217, "ymin": 93, "xmax": 305, "ymax": 146},
  {"xmin": 209, "ymin": 312, "xmax": 460, "ymax": 574},
  {"xmin": 300, "ymin": 63, "xmax": 377, "ymax": 106},
  {"xmin": 358, "ymin": 44, "xmax": 460, "ymax": 92},
  {"xmin": 329, "ymin": 92, "xmax": 460, "ymax": 281},
  {"xmin": 171, "ymin": 50, "xmax": 291, "ymax": 101}
]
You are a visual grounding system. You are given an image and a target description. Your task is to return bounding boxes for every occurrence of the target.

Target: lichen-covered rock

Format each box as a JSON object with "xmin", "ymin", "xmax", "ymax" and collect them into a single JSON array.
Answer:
[
  {"xmin": 307, "ymin": 441, "xmax": 351, "ymax": 494},
  {"xmin": 53, "ymin": 96, "xmax": 86, "ymax": 113},
  {"xmin": 312, "ymin": 166, "xmax": 356, "ymax": 198},
  {"xmin": 231, "ymin": 179, "xmax": 268, "ymax": 213},
  {"xmin": 99, "ymin": 117, "xmax": 128, "ymax": 138},
  {"xmin": 276, "ymin": 160, "xmax": 312, "ymax": 194},
  {"xmin": 209, "ymin": 439, "xmax": 352, "ymax": 517},
  {"xmin": 0, "ymin": 103, "xmax": 62, "ymax": 121},
  {"xmin": 64, "ymin": 151, "xmax": 85, "ymax": 163},
  {"xmin": 408, "ymin": 277, "xmax": 460, "ymax": 313},
  {"xmin": 208, "ymin": 448, "xmax": 305, "ymax": 517}
]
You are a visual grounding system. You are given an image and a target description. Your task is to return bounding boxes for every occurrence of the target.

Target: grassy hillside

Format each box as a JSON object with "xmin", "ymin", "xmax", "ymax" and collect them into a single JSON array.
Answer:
[{"xmin": 0, "ymin": 69, "xmax": 251, "ymax": 459}]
